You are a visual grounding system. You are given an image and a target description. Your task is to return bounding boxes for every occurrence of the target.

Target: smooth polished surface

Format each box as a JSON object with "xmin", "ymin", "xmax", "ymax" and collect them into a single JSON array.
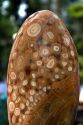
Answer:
[{"xmin": 7, "ymin": 10, "xmax": 80, "ymax": 125}]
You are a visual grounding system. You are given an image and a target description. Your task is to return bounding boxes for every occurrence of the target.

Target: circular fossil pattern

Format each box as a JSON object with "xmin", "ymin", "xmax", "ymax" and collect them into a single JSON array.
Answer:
[
  {"xmin": 27, "ymin": 23, "xmax": 41, "ymax": 37},
  {"xmin": 7, "ymin": 10, "xmax": 79, "ymax": 125}
]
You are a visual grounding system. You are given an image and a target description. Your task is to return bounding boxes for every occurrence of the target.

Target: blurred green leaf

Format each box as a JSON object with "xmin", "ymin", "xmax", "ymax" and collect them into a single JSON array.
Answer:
[
  {"xmin": 68, "ymin": 2, "xmax": 83, "ymax": 18},
  {"xmin": 79, "ymin": 56, "xmax": 83, "ymax": 66},
  {"xmin": 0, "ymin": 16, "xmax": 17, "ymax": 39},
  {"xmin": 77, "ymin": 41, "xmax": 83, "ymax": 49}
]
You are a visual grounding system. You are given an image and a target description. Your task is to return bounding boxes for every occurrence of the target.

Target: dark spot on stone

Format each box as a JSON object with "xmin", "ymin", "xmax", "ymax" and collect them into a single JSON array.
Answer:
[{"xmin": 25, "ymin": 66, "xmax": 31, "ymax": 75}]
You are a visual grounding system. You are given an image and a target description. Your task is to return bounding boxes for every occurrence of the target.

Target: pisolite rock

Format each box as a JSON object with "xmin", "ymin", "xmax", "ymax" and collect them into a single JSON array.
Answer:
[{"xmin": 7, "ymin": 10, "xmax": 80, "ymax": 125}]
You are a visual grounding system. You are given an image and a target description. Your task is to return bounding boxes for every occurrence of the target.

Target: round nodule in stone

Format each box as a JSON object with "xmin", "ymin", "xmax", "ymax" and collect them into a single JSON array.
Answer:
[
  {"xmin": 14, "ymin": 108, "xmax": 20, "ymax": 116},
  {"xmin": 9, "ymin": 102, "xmax": 15, "ymax": 113},
  {"xmin": 27, "ymin": 23, "xmax": 41, "ymax": 37}
]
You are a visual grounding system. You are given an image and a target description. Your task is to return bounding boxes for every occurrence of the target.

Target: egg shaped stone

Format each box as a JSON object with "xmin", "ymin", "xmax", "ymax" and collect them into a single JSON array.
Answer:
[{"xmin": 7, "ymin": 10, "xmax": 80, "ymax": 125}]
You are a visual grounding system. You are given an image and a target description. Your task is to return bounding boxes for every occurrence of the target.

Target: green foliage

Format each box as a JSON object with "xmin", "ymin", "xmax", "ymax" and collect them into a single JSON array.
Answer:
[
  {"xmin": 78, "ymin": 56, "xmax": 83, "ymax": 82},
  {"xmin": 29, "ymin": 0, "xmax": 42, "ymax": 10},
  {"xmin": 79, "ymin": 56, "xmax": 83, "ymax": 66},
  {"xmin": 68, "ymin": 2, "xmax": 83, "ymax": 18},
  {"xmin": 0, "ymin": 100, "xmax": 8, "ymax": 125},
  {"xmin": 0, "ymin": 16, "xmax": 17, "ymax": 39}
]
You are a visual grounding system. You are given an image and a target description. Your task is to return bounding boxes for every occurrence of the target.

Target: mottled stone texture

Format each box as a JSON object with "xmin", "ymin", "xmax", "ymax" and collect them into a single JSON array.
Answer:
[{"xmin": 7, "ymin": 10, "xmax": 80, "ymax": 125}]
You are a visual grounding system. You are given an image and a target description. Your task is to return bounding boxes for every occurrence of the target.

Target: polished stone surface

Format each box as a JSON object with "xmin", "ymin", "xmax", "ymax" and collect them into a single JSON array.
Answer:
[{"xmin": 7, "ymin": 10, "xmax": 80, "ymax": 125}]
